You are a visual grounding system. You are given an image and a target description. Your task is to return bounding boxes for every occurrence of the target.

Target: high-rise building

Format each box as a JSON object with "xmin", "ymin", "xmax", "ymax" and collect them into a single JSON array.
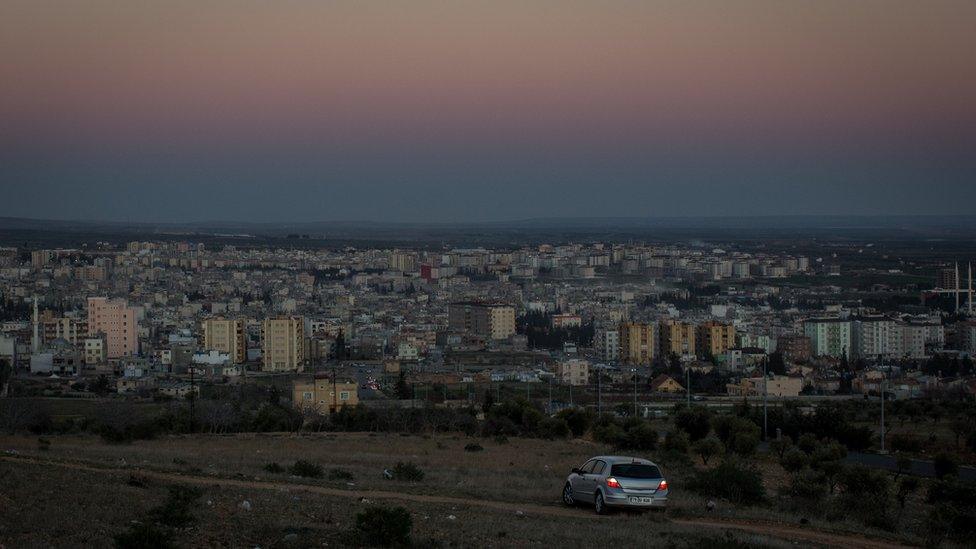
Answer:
[
  {"xmin": 695, "ymin": 321, "xmax": 735, "ymax": 358},
  {"xmin": 619, "ymin": 322, "xmax": 655, "ymax": 365},
  {"xmin": 659, "ymin": 319, "xmax": 696, "ymax": 358},
  {"xmin": 803, "ymin": 318, "xmax": 851, "ymax": 358},
  {"xmin": 851, "ymin": 315, "xmax": 893, "ymax": 360},
  {"xmin": 594, "ymin": 327, "xmax": 620, "ymax": 362},
  {"xmin": 261, "ymin": 317, "xmax": 305, "ymax": 372},
  {"xmin": 448, "ymin": 302, "xmax": 516, "ymax": 340},
  {"xmin": 202, "ymin": 318, "xmax": 247, "ymax": 364},
  {"xmin": 87, "ymin": 297, "xmax": 139, "ymax": 358}
]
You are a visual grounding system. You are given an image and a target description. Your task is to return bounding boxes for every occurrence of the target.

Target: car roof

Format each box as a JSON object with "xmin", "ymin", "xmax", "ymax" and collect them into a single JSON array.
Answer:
[{"xmin": 587, "ymin": 456, "xmax": 657, "ymax": 466}]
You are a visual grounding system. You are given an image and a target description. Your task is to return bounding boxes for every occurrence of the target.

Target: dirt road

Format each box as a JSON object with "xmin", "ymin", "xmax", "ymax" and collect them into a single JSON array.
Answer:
[{"xmin": 1, "ymin": 454, "xmax": 906, "ymax": 548}]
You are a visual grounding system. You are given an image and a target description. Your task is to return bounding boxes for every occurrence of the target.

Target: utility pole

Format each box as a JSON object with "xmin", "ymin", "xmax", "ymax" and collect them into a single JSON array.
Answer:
[
  {"xmin": 686, "ymin": 366, "xmax": 691, "ymax": 406},
  {"xmin": 188, "ymin": 363, "xmax": 196, "ymax": 432},
  {"xmin": 597, "ymin": 365, "xmax": 602, "ymax": 413},
  {"xmin": 762, "ymin": 358, "xmax": 768, "ymax": 441},
  {"xmin": 548, "ymin": 376, "xmax": 553, "ymax": 414},
  {"xmin": 633, "ymin": 368, "xmax": 638, "ymax": 417},
  {"xmin": 880, "ymin": 377, "xmax": 886, "ymax": 453},
  {"xmin": 331, "ymin": 364, "xmax": 337, "ymax": 413}
]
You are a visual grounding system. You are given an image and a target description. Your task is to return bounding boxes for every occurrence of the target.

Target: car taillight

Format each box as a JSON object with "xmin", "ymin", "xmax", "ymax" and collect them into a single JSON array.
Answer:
[
  {"xmin": 658, "ymin": 480, "xmax": 668, "ymax": 491},
  {"xmin": 606, "ymin": 477, "xmax": 621, "ymax": 488}
]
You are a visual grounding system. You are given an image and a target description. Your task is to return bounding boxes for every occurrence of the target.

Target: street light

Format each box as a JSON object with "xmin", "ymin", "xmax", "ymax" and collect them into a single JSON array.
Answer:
[
  {"xmin": 632, "ymin": 367, "xmax": 639, "ymax": 417},
  {"xmin": 880, "ymin": 376, "xmax": 886, "ymax": 453},
  {"xmin": 762, "ymin": 358, "xmax": 768, "ymax": 441}
]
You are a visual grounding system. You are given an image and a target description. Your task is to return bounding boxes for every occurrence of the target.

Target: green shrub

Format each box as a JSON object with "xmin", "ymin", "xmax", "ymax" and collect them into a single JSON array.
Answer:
[
  {"xmin": 556, "ymin": 407, "xmax": 592, "ymax": 437},
  {"xmin": 780, "ymin": 447, "xmax": 808, "ymax": 473},
  {"xmin": 692, "ymin": 436, "xmax": 723, "ymax": 466},
  {"xmin": 536, "ymin": 417, "xmax": 571, "ymax": 439},
  {"xmin": 151, "ymin": 485, "xmax": 203, "ymax": 528},
  {"xmin": 328, "ymin": 468, "xmax": 354, "ymax": 481},
  {"xmin": 674, "ymin": 406, "xmax": 711, "ymax": 441},
  {"xmin": 791, "ymin": 468, "xmax": 828, "ymax": 502},
  {"xmin": 289, "ymin": 460, "xmax": 324, "ymax": 478},
  {"xmin": 355, "ymin": 506, "xmax": 412, "ymax": 546},
  {"xmin": 618, "ymin": 422, "xmax": 658, "ymax": 451},
  {"xmin": 689, "ymin": 459, "xmax": 765, "ymax": 505},
  {"xmin": 114, "ymin": 522, "xmax": 175, "ymax": 549},
  {"xmin": 392, "ymin": 462, "xmax": 424, "ymax": 482},
  {"xmin": 933, "ymin": 452, "xmax": 959, "ymax": 479},
  {"xmin": 263, "ymin": 462, "xmax": 285, "ymax": 473},
  {"xmin": 464, "ymin": 442, "xmax": 484, "ymax": 452},
  {"xmin": 663, "ymin": 430, "xmax": 689, "ymax": 454}
]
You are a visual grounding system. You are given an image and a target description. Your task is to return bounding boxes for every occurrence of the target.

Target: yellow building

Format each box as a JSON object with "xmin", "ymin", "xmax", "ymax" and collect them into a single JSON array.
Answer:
[
  {"xmin": 658, "ymin": 320, "xmax": 696, "ymax": 357},
  {"xmin": 202, "ymin": 318, "xmax": 247, "ymax": 364},
  {"xmin": 262, "ymin": 317, "xmax": 305, "ymax": 372},
  {"xmin": 619, "ymin": 322, "xmax": 655, "ymax": 365},
  {"xmin": 696, "ymin": 321, "xmax": 736, "ymax": 358},
  {"xmin": 293, "ymin": 376, "xmax": 359, "ymax": 413},
  {"xmin": 448, "ymin": 302, "xmax": 516, "ymax": 340}
]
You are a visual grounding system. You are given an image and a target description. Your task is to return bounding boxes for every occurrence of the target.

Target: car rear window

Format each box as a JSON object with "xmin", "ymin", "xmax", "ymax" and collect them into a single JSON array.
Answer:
[{"xmin": 611, "ymin": 464, "xmax": 661, "ymax": 479}]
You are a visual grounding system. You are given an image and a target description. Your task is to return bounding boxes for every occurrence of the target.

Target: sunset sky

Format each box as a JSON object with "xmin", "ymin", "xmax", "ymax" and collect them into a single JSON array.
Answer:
[{"xmin": 2, "ymin": 1, "xmax": 974, "ymax": 222}]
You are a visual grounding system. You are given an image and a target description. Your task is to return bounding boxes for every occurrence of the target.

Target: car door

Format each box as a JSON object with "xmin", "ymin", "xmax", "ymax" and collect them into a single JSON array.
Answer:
[
  {"xmin": 587, "ymin": 460, "xmax": 607, "ymax": 497},
  {"xmin": 572, "ymin": 460, "xmax": 596, "ymax": 497}
]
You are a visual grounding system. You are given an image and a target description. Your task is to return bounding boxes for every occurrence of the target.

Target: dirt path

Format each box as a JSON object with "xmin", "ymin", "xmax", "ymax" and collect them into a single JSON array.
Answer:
[{"xmin": 1, "ymin": 454, "xmax": 906, "ymax": 548}]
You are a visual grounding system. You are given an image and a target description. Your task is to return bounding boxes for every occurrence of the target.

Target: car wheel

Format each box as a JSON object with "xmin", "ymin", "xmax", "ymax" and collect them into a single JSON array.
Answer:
[
  {"xmin": 562, "ymin": 483, "xmax": 575, "ymax": 506},
  {"xmin": 594, "ymin": 492, "xmax": 608, "ymax": 515}
]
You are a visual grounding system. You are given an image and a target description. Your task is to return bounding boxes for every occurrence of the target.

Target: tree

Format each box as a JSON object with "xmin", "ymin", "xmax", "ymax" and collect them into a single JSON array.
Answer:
[
  {"xmin": 933, "ymin": 452, "xmax": 959, "ymax": 480},
  {"xmin": 674, "ymin": 406, "xmax": 711, "ymax": 441},
  {"xmin": 769, "ymin": 437, "xmax": 793, "ymax": 460},
  {"xmin": 394, "ymin": 371, "xmax": 412, "ymax": 400},
  {"xmin": 780, "ymin": 447, "xmax": 808, "ymax": 473},
  {"xmin": 692, "ymin": 436, "xmax": 723, "ymax": 466}
]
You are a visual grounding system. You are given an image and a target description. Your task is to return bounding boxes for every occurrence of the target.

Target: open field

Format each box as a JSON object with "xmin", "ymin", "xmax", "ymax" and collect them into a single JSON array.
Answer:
[{"xmin": 0, "ymin": 432, "xmax": 918, "ymax": 548}]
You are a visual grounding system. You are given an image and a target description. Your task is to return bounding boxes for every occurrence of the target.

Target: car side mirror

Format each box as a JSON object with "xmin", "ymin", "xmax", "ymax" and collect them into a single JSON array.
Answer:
[{"xmin": 571, "ymin": 468, "xmax": 582, "ymax": 475}]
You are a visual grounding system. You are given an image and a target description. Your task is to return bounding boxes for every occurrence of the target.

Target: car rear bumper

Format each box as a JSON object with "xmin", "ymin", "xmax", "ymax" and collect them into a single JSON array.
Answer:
[{"xmin": 604, "ymin": 493, "xmax": 667, "ymax": 508}]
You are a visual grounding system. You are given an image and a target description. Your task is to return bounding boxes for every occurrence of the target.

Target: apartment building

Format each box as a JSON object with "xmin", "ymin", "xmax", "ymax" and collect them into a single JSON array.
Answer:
[
  {"xmin": 658, "ymin": 319, "xmax": 696, "ymax": 358},
  {"xmin": 262, "ymin": 316, "xmax": 305, "ymax": 372},
  {"xmin": 803, "ymin": 318, "xmax": 851, "ymax": 358},
  {"xmin": 448, "ymin": 302, "xmax": 516, "ymax": 340},
  {"xmin": 619, "ymin": 322, "xmax": 655, "ymax": 365},
  {"xmin": 594, "ymin": 327, "xmax": 620, "ymax": 362},
  {"xmin": 293, "ymin": 376, "xmax": 359, "ymax": 413},
  {"xmin": 695, "ymin": 321, "xmax": 735, "ymax": 358},
  {"xmin": 202, "ymin": 318, "xmax": 247, "ymax": 364},
  {"xmin": 86, "ymin": 297, "xmax": 139, "ymax": 358},
  {"xmin": 554, "ymin": 358, "xmax": 590, "ymax": 386}
]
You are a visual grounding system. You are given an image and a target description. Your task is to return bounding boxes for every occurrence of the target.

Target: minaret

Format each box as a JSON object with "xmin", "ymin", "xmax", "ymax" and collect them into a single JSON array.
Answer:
[
  {"xmin": 969, "ymin": 262, "xmax": 973, "ymax": 315},
  {"xmin": 955, "ymin": 263, "xmax": 960, "ymax": 312}
]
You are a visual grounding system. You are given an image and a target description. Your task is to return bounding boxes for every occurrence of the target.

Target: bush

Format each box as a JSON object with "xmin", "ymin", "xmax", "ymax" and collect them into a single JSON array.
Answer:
[
  {"xmin": 328, "ymin": 468, "xmax": 354, "ymax": 481},
  {"xmin": 152, "ymin": 485, "xmax": 203, "ymax": 528},
  {"xmin": 464, "ymin": 442, "xmax": 484, "ymax": 452},
  {"xmin": 289, "ymin": 460, "xmax": 324, "ymax": 478},
  {"xmin": 780, "ymin": 447, "xmax": 808, "ymax": 473},
  {"xmin": 692, "ymin": 436, "xmax": 723, "ymax": 466},
  {"xmin": 536, "ymin": 417, "xmax": 571, "ymax": 439},
  {"xmin": 933, "ymin": 452, "xmax": 959, "ymax": 480},
  {"xmin": 355, "ymin": 506, "xmax": 412, "ymax": 547},
  {"xmin": 712, "ymin": 415, "xmax": 760, "ymax": 455},
  {"xmin": 618, "ymin": 422, "xmax": 658, "ymax": 451},
  {"xmin": 689, "ymin": 459, "xmax": 765, "ymax": 505},
  {"xmin": 791, "ymin": 468, "xmax": 828, "ymax": 502},
  {"xmin": 836, "ymin": 464, "xmax": 893, "ymax": 529},
  {"xmin": 674, "ymin": 406, "xmax": 711, "ymax": 441},
  {"xmin": 263, "ymin": 462, "xmax": 285, "ymax": 473},
  {"xmin": 889, "ymin": 433, "xmax": 923, "ymax": 453},
  {"xmin": 114, "ymin": 522, "xmax": 175, "ymax": 549},
  {"xmin": 556, "ymin": 407, "xmax": 592, "ymax": 437},
  {"xmin": 662, "ymin": 430, "xmax": 689, "ymax": 454},
  {"xmin": 391, "ymin": 462, "xmax": 424, "ymax": 482}
]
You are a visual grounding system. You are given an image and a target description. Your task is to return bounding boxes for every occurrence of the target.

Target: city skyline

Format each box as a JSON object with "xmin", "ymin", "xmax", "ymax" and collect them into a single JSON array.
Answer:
[{"xmin": 2, "ymin": 1, "xmax": 975, "ymax": 222}]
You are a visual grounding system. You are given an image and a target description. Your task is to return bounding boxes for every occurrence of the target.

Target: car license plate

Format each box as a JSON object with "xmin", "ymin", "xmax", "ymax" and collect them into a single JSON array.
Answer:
[{"xmin": 630, "ymin": 497, "xmax": 654, "ymax": 504}]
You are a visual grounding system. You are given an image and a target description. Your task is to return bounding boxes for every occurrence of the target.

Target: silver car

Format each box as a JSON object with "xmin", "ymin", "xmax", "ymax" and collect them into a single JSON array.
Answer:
[{"xmin": 562, "ymin": 456, "xmax": 669, "ymax": 514}]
